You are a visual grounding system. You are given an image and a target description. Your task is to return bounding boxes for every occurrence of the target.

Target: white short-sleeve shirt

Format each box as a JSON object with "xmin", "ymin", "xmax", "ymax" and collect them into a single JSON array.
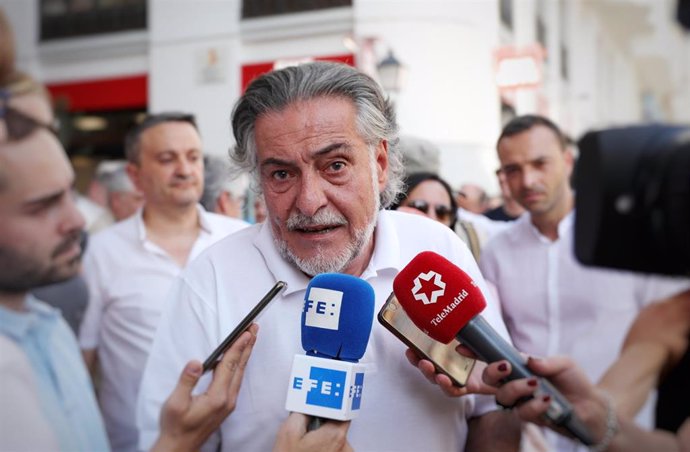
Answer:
[
  {"xmin": 79, "ymin": 206, "xmax": 248, "ymax": 452},
  {"xmin": 137, "ymin": 210, "xmax": 512, "ymax": 452}
]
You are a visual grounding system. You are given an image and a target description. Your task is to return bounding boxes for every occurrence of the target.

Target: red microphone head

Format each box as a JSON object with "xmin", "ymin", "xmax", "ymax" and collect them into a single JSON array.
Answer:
[{"xmin": 393, "ymin": 251, "xmax": 487, "ymax": 343}]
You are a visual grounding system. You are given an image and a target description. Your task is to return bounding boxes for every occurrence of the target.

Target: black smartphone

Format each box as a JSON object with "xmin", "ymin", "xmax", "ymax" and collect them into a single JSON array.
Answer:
[
  {"xmin": 202, "ymin": 280, "xmax": 287, "ymax": 373},
  {"xmin": 378, "ymin": 292, "xmax": 475, "ymax": 387}
]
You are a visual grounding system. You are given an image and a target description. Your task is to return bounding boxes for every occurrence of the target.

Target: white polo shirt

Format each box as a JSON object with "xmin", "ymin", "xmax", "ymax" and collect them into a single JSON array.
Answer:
[
  {"xmin": 480, "ymin": 211, "xmax": 689, "ymax": 450},
  {"xmin": 79, "ymin": 206, "xmax": 248, "ymax": 452},
  {"xmin": 137, "ymin": 210, "xmax": 512, "ymax": 452}
]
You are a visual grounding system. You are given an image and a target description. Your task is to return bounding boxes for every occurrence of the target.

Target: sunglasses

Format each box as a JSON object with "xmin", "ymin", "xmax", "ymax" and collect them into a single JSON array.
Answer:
[
  {"xmin": 0, "ymin": 90, "xmax": 59, "ymax": 142},
  {"xmin": 405, "ymin": 199, "xmax": 454, "ymax": 222}
]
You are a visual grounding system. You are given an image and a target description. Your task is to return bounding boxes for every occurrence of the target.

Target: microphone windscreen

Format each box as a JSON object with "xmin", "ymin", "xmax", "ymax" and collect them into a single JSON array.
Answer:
[
  {"xmin": 301, "ymin": 273, "xmax": 375, "ymax": 362},
  {"xmin": 393, "ymin": 251, "xmax": 486, "ymax": 343}
]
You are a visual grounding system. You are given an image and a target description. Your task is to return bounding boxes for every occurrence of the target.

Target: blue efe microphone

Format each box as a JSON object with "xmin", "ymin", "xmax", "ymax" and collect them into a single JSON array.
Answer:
[
  {"xmin": 302, "ymin": 273, "xmax": 375, "ymax": 361},
  {"xmin": 286, "ymin": 273, "xmax": 375, "ymax": 429}
]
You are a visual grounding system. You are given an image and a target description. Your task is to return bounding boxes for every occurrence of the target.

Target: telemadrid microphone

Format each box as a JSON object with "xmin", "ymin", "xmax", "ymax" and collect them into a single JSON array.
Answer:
[
  {"xmin": 392, "ymin": 251, "xmax": 594, "ymax": 445},
  {"xmin": 285, "ymin": 273, "xmax": 375, "ymax": 430}
]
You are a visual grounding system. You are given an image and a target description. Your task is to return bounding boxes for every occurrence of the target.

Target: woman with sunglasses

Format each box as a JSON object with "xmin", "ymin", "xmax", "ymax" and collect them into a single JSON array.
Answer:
[
  {"xmin": 390, "ymin": 172, "xmax": 482, "ymax": 261},
  {"xmin": 392, "ymin": 172, "xmax": 457, "ymax": 226}
]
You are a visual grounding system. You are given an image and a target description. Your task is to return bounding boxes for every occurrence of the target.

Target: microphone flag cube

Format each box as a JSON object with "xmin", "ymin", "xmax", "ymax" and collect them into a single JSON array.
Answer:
[{"xmin": 285, "ymin": 354, "xmax": 366, "ymax": 420}]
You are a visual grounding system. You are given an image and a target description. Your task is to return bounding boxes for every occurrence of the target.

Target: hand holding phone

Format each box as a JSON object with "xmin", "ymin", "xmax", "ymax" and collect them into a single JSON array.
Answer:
[
  {"xmin": 378, "ymin": 292, "xmax": 475, "ymax": 387},
  {"xmin": 202, "ymin": 281, "xmax": 287, "ymax": 373}
]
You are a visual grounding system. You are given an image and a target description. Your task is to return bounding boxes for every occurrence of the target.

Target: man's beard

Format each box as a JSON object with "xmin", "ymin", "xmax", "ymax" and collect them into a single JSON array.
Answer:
[
  {"xmin": 0, "ymin": 231, "xmax": 82, "ymax": 293},
  {"xmin": 274, "ymin": 207, "xmax": 378, "ymax": 276}
]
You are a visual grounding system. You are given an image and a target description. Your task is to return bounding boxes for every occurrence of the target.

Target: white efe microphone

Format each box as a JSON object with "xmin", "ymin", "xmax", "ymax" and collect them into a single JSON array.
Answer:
[{"xmin": 285, "ymin": 273, "xmax": 375, "ymax": 427}]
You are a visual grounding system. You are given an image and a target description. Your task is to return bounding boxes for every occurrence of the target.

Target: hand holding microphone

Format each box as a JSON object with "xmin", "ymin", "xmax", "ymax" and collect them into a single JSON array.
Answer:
[
  {"xmin": 483, "ymin": 357, "xmax": 618, "ymax": 450},
  {"xmin": 285, "ymin": 273, "xmax": 375, "ymax": 430},
  {"xmin": 393, "ymin": 251, "xmax": 595, "ymax": 446},
  {"xmin": 273, "ymin": 413, "xmax": 353, "ymax": 452}
]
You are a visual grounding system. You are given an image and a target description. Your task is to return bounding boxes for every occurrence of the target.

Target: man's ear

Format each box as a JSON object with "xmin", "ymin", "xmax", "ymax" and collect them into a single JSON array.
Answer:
[
  {"xmin": 563, "ymin": 147, "xmax": 575, "ymax": 177},
  {"xmin": 375, "ymin": 140, "xmax": 389, "ymax": 191},
  {"xmin": 126, "ymin": 162, "xmax": 143, "ymax": 193},
  {"xmin": 215, "ymin": 191, "xmax": 231, "ymax": 215}
]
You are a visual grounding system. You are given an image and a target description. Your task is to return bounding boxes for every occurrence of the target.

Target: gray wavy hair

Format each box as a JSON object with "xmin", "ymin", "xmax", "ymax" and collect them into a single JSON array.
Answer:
[{"xmin": 230, "ymin": 61, "xmax": 404, "ymax": 208}]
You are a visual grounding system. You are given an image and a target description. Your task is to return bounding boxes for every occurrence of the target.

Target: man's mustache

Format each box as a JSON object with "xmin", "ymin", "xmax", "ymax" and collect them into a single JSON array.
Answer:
[
  {"xmin": 286, "ymin": 210, "xmax": 347, "ymax": 230},
  {"xmin": 52, "ymin": 230, "xmax": 83, "ymax": 258}
]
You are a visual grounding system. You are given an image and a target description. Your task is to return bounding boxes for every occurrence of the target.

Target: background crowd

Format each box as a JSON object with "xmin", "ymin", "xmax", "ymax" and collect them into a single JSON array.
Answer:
[{"xmin": 2, "ymin": 4, "xmax": 690, "ymax": 452}]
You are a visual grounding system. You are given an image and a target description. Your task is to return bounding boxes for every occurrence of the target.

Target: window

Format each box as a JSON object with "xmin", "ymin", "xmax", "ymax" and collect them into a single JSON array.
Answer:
[
  {"xmin": 242, "ymin": 0, "xmax": 351, "ymax": 19},
  {"xmin": 40, "ymin": 0, "xmax": 146, "ymax": 41}
]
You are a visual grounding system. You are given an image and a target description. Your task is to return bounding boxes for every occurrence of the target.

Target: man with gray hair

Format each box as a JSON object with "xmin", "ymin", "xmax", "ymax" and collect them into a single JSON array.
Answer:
[
  {"xmin": 201, "ymin": 154, "xmax": 248, "ymax": 219},
  {"xmin": 137, "ymin": 62, "xmax": 518, "ymax": 451},
  {"xmin": 96, "ymin": 160, "xmax": 144, "ymax": 221}
]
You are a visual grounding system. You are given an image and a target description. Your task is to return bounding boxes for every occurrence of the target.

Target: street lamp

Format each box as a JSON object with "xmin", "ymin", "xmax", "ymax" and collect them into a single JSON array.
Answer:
[{"xmin": 377, "ymin": 49, "xmax": 407, "ymax": 94}]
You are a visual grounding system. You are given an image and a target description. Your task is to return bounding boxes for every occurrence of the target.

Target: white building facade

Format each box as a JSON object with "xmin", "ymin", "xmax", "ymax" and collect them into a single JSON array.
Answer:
[{"xmin": 3, "ymin": 0, "xmax": 688, "ymax": 193}]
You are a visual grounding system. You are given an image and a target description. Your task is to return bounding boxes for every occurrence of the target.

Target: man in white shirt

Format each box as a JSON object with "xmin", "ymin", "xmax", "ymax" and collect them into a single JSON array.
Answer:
[
  {"xmin": 137, "ymin": 62, "xmax": 520, "ymax": 452},
  {"xmin": 79, "ymin": 112, "xmax": 249, "ymax": 452},
  {"xmin": 479, "ymin": 114, "xmax": 688, "ymax": 451}
]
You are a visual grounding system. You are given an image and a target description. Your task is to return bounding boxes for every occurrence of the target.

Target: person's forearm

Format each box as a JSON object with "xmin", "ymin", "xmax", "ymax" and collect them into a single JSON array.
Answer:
[
  {"xmin": 465, "ymin": 410, "xmax": 521, "ymax": 452},
  {"xmin": 151, "ymin": 429, "xmax": 220, "ymax": 452},
  {"xmin": 605, "ymin": 418, "xmax": 680, "ymax": 452},
  {"xmin": 597, "ymin": 342, "xmax": 667, "ymax": 419},
  {"xmin": 585, "ymin": 389, "xmax": 681, "ymax": 452},
  {"xmin": 150, "ymin": 435, "xmax": 185, "ymax": 452}
]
